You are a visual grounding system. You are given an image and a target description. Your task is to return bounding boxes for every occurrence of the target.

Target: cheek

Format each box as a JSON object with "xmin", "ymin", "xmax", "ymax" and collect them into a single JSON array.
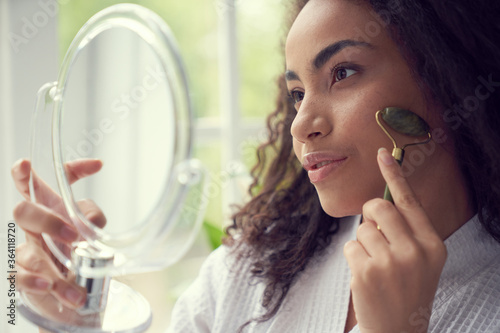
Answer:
[{"xmin": 292, "ymin": 138, "xmax": 302, "ymax": 160}]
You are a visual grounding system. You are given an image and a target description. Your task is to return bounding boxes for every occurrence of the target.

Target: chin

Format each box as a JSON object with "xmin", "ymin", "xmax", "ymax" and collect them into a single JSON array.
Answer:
[
  {"xmin": 317, "ymin": 194, "xmax": 363, "ymax": 218},
  {"xmin": 316, "ymin": 185, "xmax": 385, "ymax": 218}
]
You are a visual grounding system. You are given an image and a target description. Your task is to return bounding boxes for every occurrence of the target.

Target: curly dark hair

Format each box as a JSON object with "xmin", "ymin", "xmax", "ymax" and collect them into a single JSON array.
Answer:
[{"xmin": 225, "ymin": 0, "xmax": 500, "ymax": 330}]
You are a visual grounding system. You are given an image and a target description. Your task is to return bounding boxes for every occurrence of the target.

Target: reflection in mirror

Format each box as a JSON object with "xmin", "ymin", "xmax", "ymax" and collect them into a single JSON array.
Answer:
[{"xmin": 62, "ymin": 27, "xmax": 174, "ymax": 236}]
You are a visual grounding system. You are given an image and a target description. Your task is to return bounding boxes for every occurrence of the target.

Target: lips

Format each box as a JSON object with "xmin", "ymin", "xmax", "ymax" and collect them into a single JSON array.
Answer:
[{"xmin": 302, "ymin": 152, "xmax": 348, "ymax": 183}]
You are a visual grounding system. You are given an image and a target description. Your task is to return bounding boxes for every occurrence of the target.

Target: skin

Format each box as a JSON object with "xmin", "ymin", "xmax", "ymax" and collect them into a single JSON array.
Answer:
[
  {"xmin": 12, "ymin": 159, "xmax": 105, "ymax": 308},
  {"xmin": 285, "ymin": 0, "xmax": 474, "ymax": 331}
]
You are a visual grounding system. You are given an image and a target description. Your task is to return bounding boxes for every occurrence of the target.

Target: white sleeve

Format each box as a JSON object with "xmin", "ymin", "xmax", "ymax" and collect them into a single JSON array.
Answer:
[{"xmin": 165, "ymin": 246, "xmax": 227, "ymax": 333}]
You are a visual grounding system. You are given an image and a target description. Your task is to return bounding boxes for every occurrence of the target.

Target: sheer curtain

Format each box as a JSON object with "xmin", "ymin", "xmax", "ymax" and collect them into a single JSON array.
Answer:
[{"xmin": 1, "ymin": 0, "xmax": 59, "ymax": 215}]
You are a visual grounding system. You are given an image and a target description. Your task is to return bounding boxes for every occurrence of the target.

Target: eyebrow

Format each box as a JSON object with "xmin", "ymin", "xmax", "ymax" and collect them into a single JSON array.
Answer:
[{"xmin": 285, "ymin": 39, "xmax": 372, "ymax": 82}]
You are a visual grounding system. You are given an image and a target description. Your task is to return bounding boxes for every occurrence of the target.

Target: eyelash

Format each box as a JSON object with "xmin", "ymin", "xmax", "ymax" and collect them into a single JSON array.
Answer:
[{"xmin": 288, "ymin": 63, "xmax": 360, "ymax": 106}]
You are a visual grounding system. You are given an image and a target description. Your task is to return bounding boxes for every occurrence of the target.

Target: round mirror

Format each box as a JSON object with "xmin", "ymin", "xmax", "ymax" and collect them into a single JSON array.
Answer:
[
  {"xmin": 29, "ymin": 3, "xmax": 206, "ymax": 277},
  {"xmin": 19, "ymin": 4, "xmax": 207, "ymax": 333}
]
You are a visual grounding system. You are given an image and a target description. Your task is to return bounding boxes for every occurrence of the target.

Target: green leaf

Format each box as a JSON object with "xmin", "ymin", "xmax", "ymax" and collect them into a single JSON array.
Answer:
[{"xmin": 203, "ymin": 221, "xmax": 225, "ymax": 250}]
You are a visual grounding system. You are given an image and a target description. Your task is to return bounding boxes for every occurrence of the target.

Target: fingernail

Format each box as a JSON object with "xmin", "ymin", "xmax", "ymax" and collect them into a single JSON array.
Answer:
[
  {"xmin": 34, "ymin": 278, "xmax": 52, "ymax": 290},
  {"xmin": 378, "ymin": 147, "xmax": 394, "ymax": 165},
  {"xmin": 65, "ymin": 287, "xmax": 84, "ymax": 306},
  {"xmin": 60, "ymin": 225, "xmax": 78, "ymax": 242}
]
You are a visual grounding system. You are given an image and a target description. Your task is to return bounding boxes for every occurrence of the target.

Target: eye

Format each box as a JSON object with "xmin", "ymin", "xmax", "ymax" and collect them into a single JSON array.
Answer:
[
  {"xmin": 289, "ymin": 90, "xmax": 305, "ymax": 104},
  {"xmin": 332, "ymin": 66, "xmax": 358, "ymax": 83}
]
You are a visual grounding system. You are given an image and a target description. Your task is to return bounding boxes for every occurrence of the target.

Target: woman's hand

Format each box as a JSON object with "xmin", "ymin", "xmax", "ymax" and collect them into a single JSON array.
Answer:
[
  {"xmin": 344, "ymin": 148, "xmax": 447, "ymax": 333},
  {"xmin": 11, "ymin": 158, "xmax": 106, "ymax": 309}
]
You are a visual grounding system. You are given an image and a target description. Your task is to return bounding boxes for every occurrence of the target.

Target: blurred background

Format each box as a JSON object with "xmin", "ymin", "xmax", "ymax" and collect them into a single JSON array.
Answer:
[{"xmin": 0, "ymin": 0, "xmax": 287, "ymax": 332}]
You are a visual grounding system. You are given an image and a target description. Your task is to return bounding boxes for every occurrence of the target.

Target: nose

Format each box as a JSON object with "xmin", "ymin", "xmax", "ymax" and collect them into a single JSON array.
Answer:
[{"xmin": 290, "ymin": 97, "xmax": 333, "ymax": 143}]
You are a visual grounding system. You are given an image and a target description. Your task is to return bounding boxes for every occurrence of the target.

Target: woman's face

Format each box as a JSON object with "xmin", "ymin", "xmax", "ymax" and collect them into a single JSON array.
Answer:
[{"xmin": 286, "ymin": 0, "xmax": 438, "ymax": 217}]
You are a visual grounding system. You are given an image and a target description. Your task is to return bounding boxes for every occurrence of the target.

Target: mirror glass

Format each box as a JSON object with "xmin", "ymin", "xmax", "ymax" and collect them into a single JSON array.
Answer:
[{"xmin": 61, "ymin": 27, "xmax": 174, "ymax": 237}]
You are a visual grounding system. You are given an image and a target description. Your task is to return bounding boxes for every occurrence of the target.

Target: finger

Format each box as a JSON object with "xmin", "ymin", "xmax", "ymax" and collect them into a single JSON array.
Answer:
[
  {"xmin": 17, "ymin": 245, "xmax": 86, "ymax": 309},
  {"xmin": 30, "ymin": 171, "xmax": 66, "ymax": 211},
  {"xmin": 77, "ymin": 199, "xmax": 107, "ymax": 228},
  {"xmin": 11, "ymin": 159, "xmax": 32, "ymax": 200},
  {"xmin": 23, "ymin": 233, "xmax": 72, "ymax": 275},
  {"xmin": 64, "ymin": 159, "xmax": 103, "ymax": 185},
  {"xmin": 356, "ymin": 218, "xmax": 389, "ymax": 257},
  {"xmin": 15, "ymin": 266, "xmax": 53, "ymax": 294},
  {"xmin": 14, "ymin": 201, "xmax": 79, "ymax": 243},
  {"xmin": 362, "ymin": 198, "xmax": 413, "ymax": 244},
  {"xmin": 17, "ymin": 242, "xmax": 66, "ymax": 281},
  {"xmin": 344, "ymin": 240, "xmax": 369, "ymax": 274},
  {"xmin": 52, "ymin": 279, "xmax": 87, "ymax": 309},
  {"xmin": 29, "ymin": 158, "xmax": 102, "ymax": 209},
  {"xmin": 377, "ymin": 147, "xmax": 436, "ymax": 235},
  {"xmin": 13, "ymin": 159, "xmax": 103, "ymax": 223},
  {"xmin": 17, "ymin": 270, "xmax": 86, "ymax": 309}
]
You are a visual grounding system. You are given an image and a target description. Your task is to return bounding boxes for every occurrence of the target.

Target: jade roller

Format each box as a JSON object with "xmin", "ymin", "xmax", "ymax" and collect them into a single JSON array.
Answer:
[{"xmin": 375, "ymin": 107, "xmax": 432, "ymax": 203}]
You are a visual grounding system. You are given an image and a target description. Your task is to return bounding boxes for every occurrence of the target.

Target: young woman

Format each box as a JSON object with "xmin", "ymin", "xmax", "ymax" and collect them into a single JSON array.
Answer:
[{"xmin": 12, "ymin": 0, "xmax": 500, "ymax": 332}]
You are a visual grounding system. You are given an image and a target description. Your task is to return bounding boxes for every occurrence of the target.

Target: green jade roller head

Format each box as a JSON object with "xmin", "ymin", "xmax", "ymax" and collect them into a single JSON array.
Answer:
[{"xmin": 375, "ymin": 107, "xmax": 432, "ymax": 202}]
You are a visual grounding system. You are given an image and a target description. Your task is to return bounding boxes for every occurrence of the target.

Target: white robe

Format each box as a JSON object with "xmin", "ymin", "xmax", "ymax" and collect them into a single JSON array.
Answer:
[{"xmin": 167, "ymin": 215, "xmax": 500, "ymax": 332}]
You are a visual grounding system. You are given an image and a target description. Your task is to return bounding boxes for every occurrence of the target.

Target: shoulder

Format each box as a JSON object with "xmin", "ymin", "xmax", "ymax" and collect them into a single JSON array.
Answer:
[
  {"xmin": 431, "ymin": 258, "xmax": 500, "ymax": 332},
  {"xmin": 430, "ymin": 217, "xmax": 500, "ymax": 332}
]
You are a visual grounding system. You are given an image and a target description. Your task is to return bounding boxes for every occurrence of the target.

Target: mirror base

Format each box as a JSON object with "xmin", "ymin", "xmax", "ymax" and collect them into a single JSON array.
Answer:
[{"xmin": 18, "ymin": 280, "xmax": 152, "ymax": 333}]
